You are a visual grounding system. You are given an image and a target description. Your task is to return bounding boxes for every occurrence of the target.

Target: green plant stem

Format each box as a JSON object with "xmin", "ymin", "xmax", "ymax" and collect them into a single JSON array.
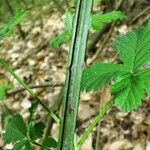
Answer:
[
  {"xmin": 58, "ymin": 0, "xmax": 93, "ymax": 149},
  {"xmin": 0, "ymin": 59, "xmax": 59, "ymax": 125},
  {"xmin": 32, "ymin": 141, "xmax": 47, "ymax": 149},
  {"xmin": 77, "ymin": 99, "xmax": 114, "ymax": 149}
]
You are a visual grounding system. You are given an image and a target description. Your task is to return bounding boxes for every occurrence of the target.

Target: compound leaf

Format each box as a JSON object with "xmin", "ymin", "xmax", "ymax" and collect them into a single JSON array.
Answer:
[
  {"xmin": 81, "ymin": 22, "xmax": 150, "ymax": 112},
  {"xmin": 3, "ymin": 114, "xmax": 27, "ymax": 143},
  {"xmin": 91, "ymin": 11, "xmax": 126, "ymax": 31},
  {"xmin": 112, "ymin": 76, "xmax": 144, "ymax": 112},
  {"xmin": 81, "ymin": 63, "xmax": 126, "ymax": 92}
]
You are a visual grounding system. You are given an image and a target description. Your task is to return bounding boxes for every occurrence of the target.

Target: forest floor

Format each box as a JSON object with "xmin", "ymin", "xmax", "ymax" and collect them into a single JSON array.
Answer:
[{"xmin": 0, "ymin": 1, "xmax": 150, "ymax": 150}]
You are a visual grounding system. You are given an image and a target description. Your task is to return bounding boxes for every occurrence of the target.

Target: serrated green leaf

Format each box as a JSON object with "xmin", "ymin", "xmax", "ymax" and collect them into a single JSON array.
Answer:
[
  {"xmin": 3, "ymin": 114, "xmax": 27, "ymax": 143},
  {"xmin": 112, "ymin": 76, "xmax": 144, "ymax": 112},
  {"xmin": 64, "ymin": 9, "xmax": 73, "ymax": 34},
  {"xmin": 91, "ymin": 11, "xmax": 126, "ymax": 31},
  {"xmin": 114, "ymin": 31, "xmax": 137, "ymax": 71},
  {"xmin": 42, "ymin": 137, "xmax": 57, "ymax": 149},
  {"xmin": 136, "ymin": 68, "xmax": 150, "ymax": 96},
  {"xmin": 114, "ymin": 22, "xmax": 150, "ymax": 71},
  {"xmin": 133, "ymin": 22, "xmax": 150, "ymax": 70},
  {"xmin": 0, "ymin": 10, "xmax": 26, "ymax": 40},
  {"xmin": 81, "ymin": 63, "xmax": 126, "ymax": 92},
  {"xmin": 0, "ymin": 84, "xmax": 13, "ymax": 101},
  {"xmin": 111, "ymin": 73, "xmax": 131, "ymax": 93},
  {"xmin": 13, "ymin": 140, "xmax": 32, "ymax": 150},
  {"xmin": 50, "ymin": 31, "xmax": 70, "ymax": 48},
  {"xmin": 29, "ymin": 122, "xmax": 45, "ymax": 141},
  {"xmin": 13, "ymin": 141, "xmax": 25, "ymax": 150},
  {"xmin": 81, "ymin": 22, "xmax": 150, "ymax": 113}
]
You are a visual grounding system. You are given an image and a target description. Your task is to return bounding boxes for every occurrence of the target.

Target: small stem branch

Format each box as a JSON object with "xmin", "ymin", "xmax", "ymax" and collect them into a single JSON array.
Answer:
[
  {"xmin": 0, "ymin": 59, "xmax": 59, "ymax": 125},
  {"xmin": 77, "ymin": 99, "xmax": 114, "ymax": 149},
  {"xmin": 32, "ymin": 141, "xmax": 46, "ymax": 149},
  {"xmin": 8, "ymin": 82, "xmax": 63, "ymax": 95}
]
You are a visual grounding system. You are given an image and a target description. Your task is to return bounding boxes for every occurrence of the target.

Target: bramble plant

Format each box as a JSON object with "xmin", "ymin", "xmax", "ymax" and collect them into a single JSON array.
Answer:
[
  {"xmin": 81, "ymin": 21, "xmax": 150, "ymax": 112},
  {"xmin": 0, "ymin": 0, "xmax": 150, "ymax": 150}
]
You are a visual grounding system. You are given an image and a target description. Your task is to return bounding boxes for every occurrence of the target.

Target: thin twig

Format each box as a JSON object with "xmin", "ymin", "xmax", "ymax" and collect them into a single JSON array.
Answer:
[
  {"xmin": 32, "ymin": 141, "xmax": 47, "ymax": 149},
  {"xmin": 129, "ymin": 6, "xmax": 150, "ymax": 24},
  {"xmin": 7, "ymin": 82, "xmax": 63, "ymax": 95},
  {"xmin": 139, "ymin": 14, "xmax": 150, "ymax": 26}
]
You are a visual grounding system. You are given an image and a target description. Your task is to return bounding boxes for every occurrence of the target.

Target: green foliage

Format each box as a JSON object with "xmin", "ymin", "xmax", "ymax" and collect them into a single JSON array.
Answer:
[
  {"xmin": 28, "ymin": 101, "xmax": 38, "ymax": 124},
  {"xmin": 81, "ymin": 63, "xmax": 126, "ymax": 92},
  {"xmin": 50, "ymin": 9, "xmax": 73, "ymax": 48},
  {"xmin": 51, "ymin": 9, "xmax": 126, "ymax": 48},
  {"xmin": 0, "ymin": 9, "xmax": 25, "ymax": 102},
  {"xmin": 50, "ymin": 31, "xmax": 70, "ymax": 48},
  {"xmin": 91, "ymin": 11, "xmax": 126, "ymax": 31},
  {"xmin": 112, "ymin": 75, "xmax": 144, "ymax": 112},
  {"xmin": 29, "ymin": 122, "xmax": 45, "ymax": 141},
  {"xmin": 136, "ymin": 68, "xmax": 150, "ymax": 96},
  {"xmin": 3, "ymin": 114, "xmax": 57, "ymax": 149},
  {"xmin": 0, "ymin": 84, "xmax": 12, "ymax": 101},
  {"xmin": 114, "ymin": 21, "xmax": 150, "ymax": 71},
  {"xmin": 81, "ymin": 22, "xmax": 150, "ymax": 112},
  {"xmin": 0, "ymin": 10, "xmax": 26, "ymax": 40},
  {"xmin": 43, "ymin": 137, "xmax": 58, "ymax": 149},
  {"xmin": 13, "ymin": 140, "xmax": 32, "ymax": 150},
  {"xmin": 3, "ymin": 115, "xmax": 27, "ymax": 144},
  {"xmin": 64, "ymin": 9, "xmax": 73, "ymax": 34}
]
